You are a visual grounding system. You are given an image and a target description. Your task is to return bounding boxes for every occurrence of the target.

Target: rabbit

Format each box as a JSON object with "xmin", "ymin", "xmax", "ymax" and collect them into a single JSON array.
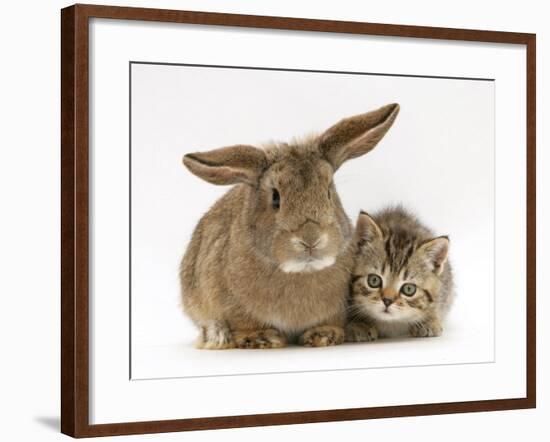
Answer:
[{"xmin": 180, "ymin": 103, "xmax": 400, "ymax": 349}]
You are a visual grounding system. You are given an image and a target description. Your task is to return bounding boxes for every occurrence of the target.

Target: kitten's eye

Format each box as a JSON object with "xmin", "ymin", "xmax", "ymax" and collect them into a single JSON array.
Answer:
[
  {"xmin": 272, "ymin": 189, "xmax": 280, "ymax": 210},
  {"xmin": 367, "ymin": 274, "xmax": 382, "ymax": 289},
  {"xmin": 401, "ymin": 283, "xmax": 417, "ymax": 296}
]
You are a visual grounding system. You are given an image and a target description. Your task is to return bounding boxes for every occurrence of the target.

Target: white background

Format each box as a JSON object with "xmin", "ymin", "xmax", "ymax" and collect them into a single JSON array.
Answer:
[
  {"xmin": 0, "ymin": 0, "xmax": 546, "ymax": 441},
  {"xmin": 131, "ymin": 63, "xmax": 495, "ymax": 379}
]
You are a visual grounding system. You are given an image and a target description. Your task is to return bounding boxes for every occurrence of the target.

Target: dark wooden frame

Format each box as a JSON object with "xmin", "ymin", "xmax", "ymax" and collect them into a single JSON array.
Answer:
[{"xmin": 61, "ymin": 3, "xmax": 536, "ymax": 438}]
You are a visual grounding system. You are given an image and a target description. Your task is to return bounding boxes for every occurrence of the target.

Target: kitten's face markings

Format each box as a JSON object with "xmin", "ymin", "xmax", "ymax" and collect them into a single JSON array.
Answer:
[
  {"xmin": 353, "ymin": 211, "xmax": 447, "ymax": 324},
  {"xmin": 358, "ymin": 270, "xmax": 428, "ymax": 322},
  {"xmin": 353, "ymin": 231, "xmax": 434, "ymax": 321}
]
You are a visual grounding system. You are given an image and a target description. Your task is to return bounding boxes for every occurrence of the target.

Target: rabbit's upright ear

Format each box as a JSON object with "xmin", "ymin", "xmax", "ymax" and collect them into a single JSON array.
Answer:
[
  {"xmin": 319, "ymin": 103, "xmax": 400, "ymax": 170},
  {"xmin": 183, "ymin": 145, "xmax": 267, "ymax": 185}
]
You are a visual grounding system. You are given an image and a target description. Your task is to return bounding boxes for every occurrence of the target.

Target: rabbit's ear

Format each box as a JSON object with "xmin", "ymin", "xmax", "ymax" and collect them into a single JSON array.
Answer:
[
  {"xmin": 183, "ymin": 145, "xmax": 267, "ymax": 185},
  {"xmin": 319, "ymin": 103, "xmax": 400, "ymax": 170}
]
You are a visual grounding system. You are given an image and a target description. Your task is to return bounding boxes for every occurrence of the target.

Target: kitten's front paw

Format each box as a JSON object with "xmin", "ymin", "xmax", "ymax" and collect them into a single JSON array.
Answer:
[
  {"xmin": 233, "ymin": 329, "xmax": 287, "ymax": 349},
  {"xmin": 299, "ymin": 325, "xmax": 345, "ymax": 347},
  {"xmin": 345, "ymin": 322, "xmax": 378, "ymax": 342},
  {"xmin": 409, "ymin": 321, "xmax": 442, "ymax": 338}
]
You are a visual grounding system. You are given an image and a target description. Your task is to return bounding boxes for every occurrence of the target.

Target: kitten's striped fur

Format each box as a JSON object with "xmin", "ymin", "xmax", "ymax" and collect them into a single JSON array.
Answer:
[{"xmin": 346, "ymin": 206, "xmax": 454, "ymax": 341}]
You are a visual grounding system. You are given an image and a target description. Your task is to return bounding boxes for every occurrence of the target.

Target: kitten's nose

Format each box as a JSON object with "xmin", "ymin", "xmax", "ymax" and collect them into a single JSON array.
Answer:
[{"xmin": 382, "ymin": 298, "xmax": 393, "ymax": 307}]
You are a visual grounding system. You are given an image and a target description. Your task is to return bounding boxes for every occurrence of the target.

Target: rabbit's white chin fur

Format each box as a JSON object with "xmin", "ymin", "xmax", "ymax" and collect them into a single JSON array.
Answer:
[{"xmin": 279, "ymin": 256, "xmax": 336, "ymax": 273}]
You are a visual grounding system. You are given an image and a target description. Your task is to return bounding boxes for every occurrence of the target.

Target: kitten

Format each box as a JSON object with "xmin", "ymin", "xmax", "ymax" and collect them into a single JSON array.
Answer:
[{"xmin": 346, "ymin": 206, "xmax": 454, "ymax": 341}]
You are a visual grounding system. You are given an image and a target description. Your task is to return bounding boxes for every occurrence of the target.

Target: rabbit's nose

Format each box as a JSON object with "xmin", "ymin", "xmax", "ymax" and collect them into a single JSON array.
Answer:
[
  {"xmin": 299, "ymin": 238, "xmax": 321, "ymax": 253},
  {"xmin": 298, "ymin": 233, "xmax": 328, "ymax": 252},
  {"xmin": 301, "ymin": 221, "xmax": 321, "ymax": 241}
]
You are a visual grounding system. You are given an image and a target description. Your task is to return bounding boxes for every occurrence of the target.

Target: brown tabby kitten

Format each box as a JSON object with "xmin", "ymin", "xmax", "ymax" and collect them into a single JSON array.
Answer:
[{"xmin": 346, "ymin": 206, "xmax": 454, "ymax": 341}]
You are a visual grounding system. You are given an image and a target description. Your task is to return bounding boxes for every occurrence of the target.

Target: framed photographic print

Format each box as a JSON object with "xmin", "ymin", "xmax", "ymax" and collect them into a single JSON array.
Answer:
[{"xmin": 61, "ymin": 4, "xmax": 536, "ymax": 438}]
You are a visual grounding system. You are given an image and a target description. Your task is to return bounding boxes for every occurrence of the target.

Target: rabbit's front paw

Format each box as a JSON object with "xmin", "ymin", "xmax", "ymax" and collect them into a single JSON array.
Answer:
[
  {"xmin": 299, "ymin": 325, "xmax": 345, "ymax": 347},
  {"xmin": 196, "ymin": 321, "xmax": 235, "ymax": 349},
  {"xmin": 345, "ymin": 322, "xmax": 378, "ymax": 342},
  {"xmin": 233, "ymin": 329, "xmax": 287, "ymax": 349},
  {"xmin": 409, "ymin": 320, "xmax": 442, "ymax": 337}
]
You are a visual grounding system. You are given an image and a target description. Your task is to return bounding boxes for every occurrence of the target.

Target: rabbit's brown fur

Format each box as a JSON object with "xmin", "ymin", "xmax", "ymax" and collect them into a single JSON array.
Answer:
[{"xmin": 180, "ymin": 104, "xmax": 400, "ymax": 349}]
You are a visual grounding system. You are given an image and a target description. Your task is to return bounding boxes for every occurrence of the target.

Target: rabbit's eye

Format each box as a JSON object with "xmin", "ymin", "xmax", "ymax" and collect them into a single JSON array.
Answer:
[{"xmin": 272, "ymin": 189, "xmax": 280, "ymax": 210}]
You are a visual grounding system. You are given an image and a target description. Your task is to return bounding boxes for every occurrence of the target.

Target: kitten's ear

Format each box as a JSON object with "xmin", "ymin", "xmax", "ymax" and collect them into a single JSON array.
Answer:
[
  {"xmin": 418, "ymin": 236, "xmax": 450, "ymax": 275},
  {"xmin": 356, "ymin": 211, "xmax": 383, "ymax": 243},
  {"xmin": 319, "ymin": 103, "xmax": 400, "ymax": 170},
  {"xmin": 183, "ymin": 145, "xmax": 267, "ymax": 186}
]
